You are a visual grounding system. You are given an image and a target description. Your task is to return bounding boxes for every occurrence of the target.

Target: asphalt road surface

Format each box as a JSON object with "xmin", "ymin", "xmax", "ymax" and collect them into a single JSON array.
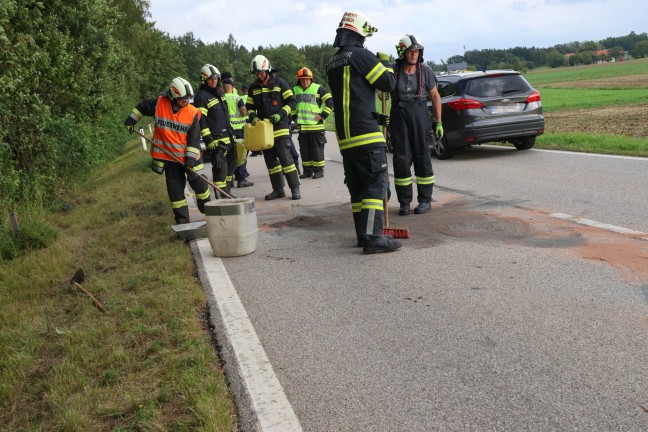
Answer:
[{"xmin": 197, "ymin": 134, "xmax": 648, "ymax": 431}]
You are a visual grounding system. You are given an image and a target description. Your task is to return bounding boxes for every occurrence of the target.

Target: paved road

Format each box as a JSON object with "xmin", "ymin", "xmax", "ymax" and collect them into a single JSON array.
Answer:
[{"xmin": 194, "ymin": 135, "xmax": 648, "ymax": 431}]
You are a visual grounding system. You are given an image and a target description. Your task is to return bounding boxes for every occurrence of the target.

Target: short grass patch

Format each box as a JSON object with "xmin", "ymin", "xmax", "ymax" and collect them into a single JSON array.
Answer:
[
  {"xmin": 0, "ymin": 142, "xmax": 237, "ymax": 431},
  {"xmin": 526, "ymin": 58, "xmax": 648, "ymax": 85},
  {"xmin": 536, "ymin": 132, "xmax": 648, "ymax": 157},
  {"xmin": 537, "ymin": 87, "xmax": 648, "ymax": 112}
]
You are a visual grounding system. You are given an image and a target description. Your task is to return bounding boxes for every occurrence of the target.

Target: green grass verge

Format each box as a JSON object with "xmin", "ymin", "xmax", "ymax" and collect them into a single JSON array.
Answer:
[
  {"xmin": 0, "ymin": 142, "xmax": 237, "ymax": 431},
  {"xmin": 526, "ymin": 58, "xmax": 648, "ymax": 85},
  {"xmin": 536, "ymin": 132, "xmax": 648, "ymax": 157},
  {"xmin": 538, "ymin": 87, "xmax": 648, "ymax": 112}
]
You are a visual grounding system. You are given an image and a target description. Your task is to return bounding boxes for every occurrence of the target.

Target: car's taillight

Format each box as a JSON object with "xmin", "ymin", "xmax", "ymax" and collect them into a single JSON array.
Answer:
[
  {"xmin": 448, "ymin": 98, "xmax": 484, "ymax": 110},
  {"xmin": 526, "ymin": 91, "xmax": 541, "ymax": 103}
]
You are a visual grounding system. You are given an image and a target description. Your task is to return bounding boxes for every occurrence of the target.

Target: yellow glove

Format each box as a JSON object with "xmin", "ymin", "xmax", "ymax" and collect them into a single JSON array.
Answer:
[{"xmin": 435, "ymin": 122, "xmax": 444, "ymax": 140}]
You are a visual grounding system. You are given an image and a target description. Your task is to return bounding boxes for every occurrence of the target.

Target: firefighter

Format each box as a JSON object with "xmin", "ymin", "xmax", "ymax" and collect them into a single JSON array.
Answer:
[
  {"xmin": 124, "ymin": 77, "xmax": 210, "ymax": 224},
  {"xmin": 390, "ymin": 35, "xmax": 443, "ymax": 216},
  {"xmin": 293, "ymin": 67, "xmax": 333, "ymax": 179},
  {"xmin": 222, "ymin": 76, "xmax": 254, "ymax": 188},
  {"xmin": 246, "ymin": 55, "xmax": 301, "ymax": 200},
  {"xmin": 325, "ymin": 10, "xmax": 402, "ymax": 254},
  {"xmin": 194, "ymin": 64, "xmax": 237, "ymax": 198}
]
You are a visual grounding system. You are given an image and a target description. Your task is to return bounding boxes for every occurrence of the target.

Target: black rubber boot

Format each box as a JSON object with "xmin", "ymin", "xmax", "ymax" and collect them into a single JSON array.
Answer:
[
  {"xmin": 265, "ymin": 189, "xmax": 286, "ymax": 200},
  {"xmin": 362, "ymin": 235, "xmax": 403, "ymax": 254},
  {"xmin": 237, "ymin": 179, "xmax": 254, "ymax": 188},
  {"xmin": 312, "ymin": 171, "xmax": 324, "ymax": 179},
  {"xmin": 291, "ymin": 187, "xmax": 301, "ymax": 200},
  {"xmin": 299, "ymin": 170, "xmax": 313, "ymax": 179},
  {"xmin": 398, "ymin": 203, "xmax": 411, "ymax": 216},
  {"xmin": 357, "ymin": 233, "xmax": 393, "ymax": 248},
  {"xmin": 414, "ymin": 202, "xmax": 431, "ymax": 214}
]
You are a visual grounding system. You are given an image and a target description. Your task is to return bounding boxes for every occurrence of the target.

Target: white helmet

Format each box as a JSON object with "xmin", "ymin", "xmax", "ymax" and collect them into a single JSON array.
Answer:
[
  {"xmin": 396, "ymin": 34, "xmax": 424, "ymax": 62},
  {"xmin": 168, "ymin": 77, "xmax": 194, "ymax": 100},
  {"xmin": 250, "ymin": 55, "xmax": 271, "ymax": 74},
  {"xmin": 337, "ymin": 10, "xmax": 377, "ymax": 38},
  {"xmin": 200, "ymin": 64, "xmax": 221, "ymax": 82}
]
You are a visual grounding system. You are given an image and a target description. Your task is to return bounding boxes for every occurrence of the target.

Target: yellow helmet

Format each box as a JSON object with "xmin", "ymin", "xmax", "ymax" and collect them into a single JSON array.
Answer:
[
  {"xmin": 250, "ymin": 54, "xmax": 271, "ymax": 74},
  {"xmin": 168, "ymin": 77, "xmax": 194, "ymax": 100},
  {"xmin": 396, "ymin": 34, "xmax": 425, "ymax": 61},
  {"xmin": 337, "ymin": 10, "xmax": 377, "ymax": 38},
  {"xmin": 200, "ymin": 64, "xmax": 221, "ymax": 83}
]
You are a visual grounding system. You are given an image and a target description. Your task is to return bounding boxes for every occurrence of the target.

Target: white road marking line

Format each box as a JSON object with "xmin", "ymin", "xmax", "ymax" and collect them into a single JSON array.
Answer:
[
  {"xmin": 550, "ymin": 213, "xmax": 648, "ymax": 240},
  {"xmin": 197, "ymin": 239, "xmax": 303, "ymax": 432}
]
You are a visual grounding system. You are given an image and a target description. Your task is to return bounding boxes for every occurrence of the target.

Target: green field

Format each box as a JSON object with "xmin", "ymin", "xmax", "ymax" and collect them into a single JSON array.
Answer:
[
  {"xmin": 537, "ymin": 87, "xmax": 648, "ymax": 112},
  {"xmin": 526, "ymin": 58, "xmax": 648, "ymax": 85}
]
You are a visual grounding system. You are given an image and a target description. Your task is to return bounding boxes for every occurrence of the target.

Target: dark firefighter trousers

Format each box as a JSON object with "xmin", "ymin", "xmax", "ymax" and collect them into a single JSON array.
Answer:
[
  {"xmin": 390, "ymin": 99, "xmax": 435, "ymax": 205},
  {"xmin": 262, "ymin": 136, "xmax": 300, "ymax": 192},
  {"xmin": 343, "ymin": 147, "xmax": 388, "ymax": 240},
  {"xmin": 210, "ymin": 145, "xmax": 237, "ymax": 196},
  {"xmin": 298, "ymin": 131, "xmax": 326, "ymax": 174},
  {"xmin": 164, "ymin": 161, "xmax": 210, "ymax": 224}
]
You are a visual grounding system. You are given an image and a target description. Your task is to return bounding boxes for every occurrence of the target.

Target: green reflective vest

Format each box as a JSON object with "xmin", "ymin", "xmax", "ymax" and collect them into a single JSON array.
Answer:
[
  {"xmin": 294, "ymin": 83, "xmax": 326, "ymax": 132},
  {"xmin": 223, "ymin": 93, "xmax": 246, "ymax": 130}
]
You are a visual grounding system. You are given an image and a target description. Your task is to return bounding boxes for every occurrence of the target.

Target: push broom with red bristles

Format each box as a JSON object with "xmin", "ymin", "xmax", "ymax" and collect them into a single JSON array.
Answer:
[{"xmin": 380, "ymin": 92, "xmax": 410, "ymax": 239}]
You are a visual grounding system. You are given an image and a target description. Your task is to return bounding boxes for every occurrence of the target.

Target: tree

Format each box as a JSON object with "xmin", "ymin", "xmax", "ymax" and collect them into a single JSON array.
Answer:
[
  {"xmin": 631, "ymin": 40, "xmax": 648, "ymax": 58},
  {"xmin": 546, "ymin": 50, "xmax": 565, "ymax": 68}
]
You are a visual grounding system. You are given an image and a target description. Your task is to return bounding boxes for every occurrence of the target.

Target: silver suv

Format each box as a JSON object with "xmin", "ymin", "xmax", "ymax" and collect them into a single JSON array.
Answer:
[{"xmin": 431, "ymin": 70, "xmax": 544, "ymax": 159}]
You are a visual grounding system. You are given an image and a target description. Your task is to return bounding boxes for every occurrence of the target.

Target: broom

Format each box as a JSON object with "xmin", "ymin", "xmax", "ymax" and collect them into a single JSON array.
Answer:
[
  {"xmin": 132, "ymin": 128, "xmax": 233, "ymax": 198},
  {"xmin": 380, "ymin": 92, "xmax": 410, "ymax": 239}
]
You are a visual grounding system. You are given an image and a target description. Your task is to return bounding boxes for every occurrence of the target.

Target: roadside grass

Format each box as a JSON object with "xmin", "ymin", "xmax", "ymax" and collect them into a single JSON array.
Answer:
[
  {"xmin": 526, "ymin": 58, "xmax": 648, "ymax": 85},
  {"xmin": 536, "ymin": 132, "xmax": 648, "ymax": 157},
  {"xmin": 0, "ymin": 142, "xmax": 237, "ymax": 431},
  {"xmin": 537, "ymin": 87, "xmax": 648, "ymax": 112}
]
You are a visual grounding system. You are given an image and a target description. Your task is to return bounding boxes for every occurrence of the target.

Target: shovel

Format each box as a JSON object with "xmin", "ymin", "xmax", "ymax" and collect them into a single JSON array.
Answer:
[
  {"xmin": 131, "ymin": 129, "xmax": 233, "ymax": 199},
  {"xmin": 69, "ymin": 268, "xmax": 108, "ymax": 314}
]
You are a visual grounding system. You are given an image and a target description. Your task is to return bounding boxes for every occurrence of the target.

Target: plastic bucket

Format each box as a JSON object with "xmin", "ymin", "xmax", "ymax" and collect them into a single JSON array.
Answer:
[{"xmin": 205, "ymin": 198, "xmax": 258, "ymax": 257}]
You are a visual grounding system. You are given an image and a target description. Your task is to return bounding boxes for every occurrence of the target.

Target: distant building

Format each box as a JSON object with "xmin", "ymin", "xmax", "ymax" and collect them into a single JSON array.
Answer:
[
  {"xmin": 564, "ymin": 49, "xmax": 629, "ymax": 64},
  {"xmin": 447, "ymin": 61, "xmax": 468, "ymax": 72}
]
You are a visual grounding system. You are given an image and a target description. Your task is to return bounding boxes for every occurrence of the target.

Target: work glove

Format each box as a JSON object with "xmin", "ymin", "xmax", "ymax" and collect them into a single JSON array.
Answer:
[
  {"xmin": 377, "ymin": 113, "xmax": 390, "ymax": 127},
  {"xmin": 125, "ymin": 125, "xmax": 134, "ymax": 134},
  {"xmin": 185, "ymin": 157, "xmax": 198, "ymax": 169},
  {"xmin": 206, "ymin": 139, "xmax": 217, "ymax": 151},
  {"xmin": 210, "ymin": 147, "xmax": 225, "ymax": 169},
  {"xmin": 269, "ymin": 113, "xmax": 282, "ymax": 124},
  {"xmin": 435, "ymin": 122, "xmax": 444, "ymax": 140},
  {"xmin": 247, "ymin": 112, "xmax": 258, "ymax": 126},
  {"xmin": 376, "ymin": 52, "xmax": 390, "ymax": 63}
]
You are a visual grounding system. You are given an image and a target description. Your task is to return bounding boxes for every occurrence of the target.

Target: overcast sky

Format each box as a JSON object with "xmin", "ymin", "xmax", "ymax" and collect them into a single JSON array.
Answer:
[{"xmin": 148, "ymin": 0, "xmax": 647, "ymax": 62}]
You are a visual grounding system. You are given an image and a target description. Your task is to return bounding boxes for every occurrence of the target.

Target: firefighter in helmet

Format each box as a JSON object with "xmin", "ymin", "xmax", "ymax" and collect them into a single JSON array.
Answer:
[
  {"xmin": 326, "ymin": 10, "xmax": 402, "ymax": 254},
  {"xmin": 246, "ymin": 54, "xmax": 301, "ymax": 200},
  {"xmin": 292, "ymin": 67, "xmax": 333, "ymax": 179},
  {"xmin": 124, "ymin": 77, "xmax": 211, "ymax": 224},
  {"xmin": 390, "ymin": 34, "xmax": 443, "ymax": 216},
  {"xmin": 194, "ymin": 64, "xmax": 238, "ymax": 198}
]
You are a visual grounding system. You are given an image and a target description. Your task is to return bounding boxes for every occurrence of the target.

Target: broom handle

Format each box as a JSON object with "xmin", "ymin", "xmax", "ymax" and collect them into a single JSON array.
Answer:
[
  {"xmin": 381, "ymin": 92, "xmax": 389, "ymax": 227},
  {"xmin": 132, "ymin": 129, "xmax": 232, "ymax": 198}
]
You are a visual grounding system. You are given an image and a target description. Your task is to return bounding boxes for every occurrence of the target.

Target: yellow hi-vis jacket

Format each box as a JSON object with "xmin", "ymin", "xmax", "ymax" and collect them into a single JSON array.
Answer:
[{"xmin": 293, "ymin": 83, "xmax": 333, "ymax": 132}]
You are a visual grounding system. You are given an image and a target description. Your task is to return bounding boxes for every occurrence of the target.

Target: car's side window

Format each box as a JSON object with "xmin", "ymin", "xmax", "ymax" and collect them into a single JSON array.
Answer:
[{"xmin": 438, "ymin": 82, "xmax": 455, "ymax": 98}]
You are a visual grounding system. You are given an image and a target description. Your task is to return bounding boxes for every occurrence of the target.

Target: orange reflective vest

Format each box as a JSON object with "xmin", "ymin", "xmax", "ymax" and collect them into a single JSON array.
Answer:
[{"xmin": 151, "ymin": 96, "xmax": 201, "ymax": 165}]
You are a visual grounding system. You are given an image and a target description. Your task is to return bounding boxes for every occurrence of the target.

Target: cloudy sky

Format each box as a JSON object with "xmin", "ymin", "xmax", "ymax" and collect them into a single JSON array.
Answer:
[{"xmin": 148, "ymin": 0, "xmax": 647, "ymax": 62}]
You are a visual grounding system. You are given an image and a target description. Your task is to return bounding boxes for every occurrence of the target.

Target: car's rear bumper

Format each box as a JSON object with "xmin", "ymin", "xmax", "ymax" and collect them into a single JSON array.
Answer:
[{"xmin": 448, "ymin": 118, "xmax": 545, "ymax": 148}]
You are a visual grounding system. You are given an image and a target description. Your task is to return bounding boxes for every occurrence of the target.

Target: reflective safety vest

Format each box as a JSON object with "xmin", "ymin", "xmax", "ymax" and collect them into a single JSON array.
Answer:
[
  {"xmin": 294, "ymin": 83, "xmax": 328, "ymax": 132},
  {"xmin": 151, "ymin": 96, "xmax": 201, "ymax": 165},
  {"xmin": 223, "ymin": 93, "xmax": 246, "ymax": 130}
]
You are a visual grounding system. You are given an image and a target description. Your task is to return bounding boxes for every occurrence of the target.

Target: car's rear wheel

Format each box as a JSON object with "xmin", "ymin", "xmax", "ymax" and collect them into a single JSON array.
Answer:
[
  {"xmin": 513, "ymin": 136, "xmax": 536, "ymax": 150},
  {"xmin": 432, "ymin": 135, "xmax": 454, "ymax": 159}
]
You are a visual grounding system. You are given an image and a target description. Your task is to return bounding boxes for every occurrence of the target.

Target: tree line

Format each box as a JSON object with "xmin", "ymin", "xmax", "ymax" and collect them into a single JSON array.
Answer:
[{"xmin": 1, "ymin": 0, "xmax": 646, "ymax": 216}]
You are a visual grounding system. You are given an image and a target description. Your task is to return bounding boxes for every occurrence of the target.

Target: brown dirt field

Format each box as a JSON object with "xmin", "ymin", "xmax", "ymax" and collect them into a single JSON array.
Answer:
[
  {"xmin": 544, "ymin": 74, "xmax": 648, "ymax": 89},
  {"xmin": 545, "ymin": 103, "xmax": 648, "ymax": 138}
]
